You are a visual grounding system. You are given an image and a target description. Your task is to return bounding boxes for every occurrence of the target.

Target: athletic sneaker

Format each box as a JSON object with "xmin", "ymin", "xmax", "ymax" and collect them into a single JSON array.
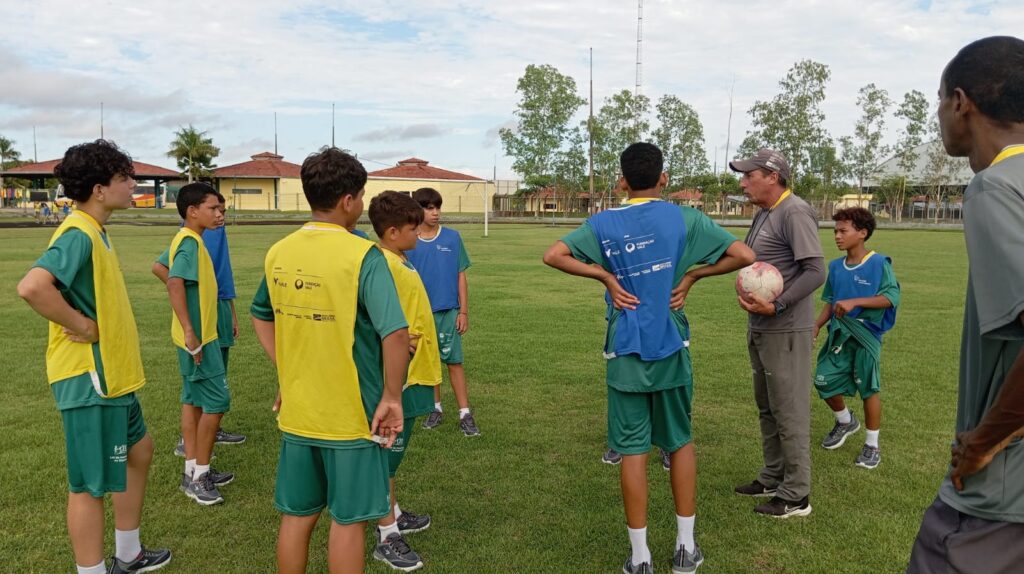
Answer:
[
  {"xmin": 422, "ymin": 410, "xmax": 442, "ymax": 430},
  {"xmin": 821, "ymin": 412, "xmax": 861, "ymax": 450},
  {"xmin": 855, "ymin": 445, "xmax": 881, "ymax": 469},
  {"xmin": 215, "ymin": 428, "xmax": 246, "ymax": 445},
  {"xmin": 660, "ymin": 448, "xmax": 671, "ymax": 471},
  {"xmin": 602, "ymin": 449, "xmax": 623, "ymax": 465},
  {"xmin": 459, "ymin": 412, "xmax": 481, "ymax": 437},
  {"xmin": 173, "ymin": 436, "xmax": 185, "ymax": 458},
  {"xmin": 107, "ymin": 545, "xmax": 172, "ymax": 573},
  {"xmin": 753, "ymin": 496, "xmax": 812, "ymax": 518},
  {"xmin": 373, "ymin": 532, "xmax": 424, "ymax": 572},
  {"xmin": 178, "ymin": 472, "xmax": 191, "ymax": 493},
  {"xmin": 672, "ymin": 543, "xmax": 704, "ymax": 573},
  {"xmin": 396, "ymin": 510, "xmax": 431, "ymax": 534},
  {"xmin": 208, "ymin": 467, "xmax": 234, "ymax": 487},
  {"xmin": 622, "ymin": 554, "xmax": 654, "ymax": 574},
  {"xmin": 733, "ymin": 480, "xmax": 777, "ymax": 497},
  {"xmin": 186, "ymin": 472, "xmax": 224, "ymax": 506}
]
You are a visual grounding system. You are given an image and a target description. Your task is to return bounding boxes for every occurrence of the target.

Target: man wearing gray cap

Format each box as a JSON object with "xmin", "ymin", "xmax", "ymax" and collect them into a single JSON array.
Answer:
[{"xmin": 730, "ymin": 149, "xmax": 825, "ymax": 518}]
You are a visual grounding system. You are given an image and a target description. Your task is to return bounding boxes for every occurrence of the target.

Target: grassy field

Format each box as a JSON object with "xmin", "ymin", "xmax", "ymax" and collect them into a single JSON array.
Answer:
[{"xmin": 0, "ymin": 222, "xmax": 966, "ymax": 573}]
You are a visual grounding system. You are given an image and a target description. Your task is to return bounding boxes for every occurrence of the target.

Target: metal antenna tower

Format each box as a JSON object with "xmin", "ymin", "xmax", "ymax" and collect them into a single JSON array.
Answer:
[{"xmin": 635, "ymin": 0, "xmax": 643, "ymax": 98}]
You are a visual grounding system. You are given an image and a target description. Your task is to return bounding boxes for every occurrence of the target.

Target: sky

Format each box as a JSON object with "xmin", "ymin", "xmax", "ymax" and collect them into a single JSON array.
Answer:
[{"xmin": 1, "ymin": 0, "xmax": 1020, "ymax": 180}]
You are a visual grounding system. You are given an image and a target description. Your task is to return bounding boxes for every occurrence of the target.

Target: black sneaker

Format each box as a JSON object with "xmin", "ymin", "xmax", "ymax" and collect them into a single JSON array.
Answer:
[
  {"xmin": 208, "ymin": 467, "xmax": 234, "ymax": 486},
  {"xmin": 396, "ymin": 510, "xmax": 431, "ymax": 534},
  {"xmin": 422, "ymin": 410, "xmax": 442, "ymax": 430},
  {"xmin": 622, "ymin": 554, "xmax": 654, "ymax": 574},
  {"xmin": 821, "ymin": 412, "xmax": 861, "ymax": 450},
  {"xmin": 178, "ymin": 472, "xmax": 191, "ymax": 493},
  {"xmin": 660, "ymin": 448, "xmax": 671, "ymax": 471},
  {"xmin": 107, "ymin": 545, "xmax": 172, "ymax": 573},
  {"xmin": 734, "ymin": 480, "xmax": 777, "ymax": 497},
  {"xmin": 459, "ymin": 412, "xmax": 480, "ymax": 437},
  {"xmin": 672, "ymin": 543, "xmax": 704, "ymax": 573},
  {"xmin": 186, "ymin": 472, "xmax": 224, "ymax": 506},
  {"xmin": 373, "ymin": 532, "xmax": 424, "ymax": 572},
  {"xmin": 754, "ymin": 496, "xmax": 812, "ymax": 518},
  {"xmin": 602, "ymin": 449, "xmax": 623, "ymax": 465},
  {"xmin": 215, "ymin": 428, "xmax": 246, "ymax": 445},
  {"xmin": 855, "ymin": 444, "xmax": 881, "ymax": 469}
]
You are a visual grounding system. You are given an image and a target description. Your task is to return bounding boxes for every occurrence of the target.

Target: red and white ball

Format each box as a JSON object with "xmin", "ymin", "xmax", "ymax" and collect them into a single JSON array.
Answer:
[{"xmin": 735, "ymin": 262, "xmax": 784, "ymax": 303}]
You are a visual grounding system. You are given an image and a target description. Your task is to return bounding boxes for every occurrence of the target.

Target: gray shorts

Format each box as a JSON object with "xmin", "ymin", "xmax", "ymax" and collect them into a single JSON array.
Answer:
[{"xmin": 907, "ymin": 497, "xmax": 1024, "ymax": 573}]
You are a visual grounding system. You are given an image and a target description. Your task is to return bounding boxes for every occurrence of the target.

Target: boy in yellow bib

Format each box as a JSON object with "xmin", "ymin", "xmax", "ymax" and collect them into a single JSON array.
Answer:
[
  {"xmin": 166, "ymin": 182, "xmax": 233, "ymax": 506},
  {"xmin": 368, "ymin": 191, "xmax": 444, "ymax": 571},
  {"xmin": 251, "ymin": 147, "xmax": 409, "ymax": 574},
  {"xmin": 18, "ymin": 140, "xmax": 171, "ymax": 574}
]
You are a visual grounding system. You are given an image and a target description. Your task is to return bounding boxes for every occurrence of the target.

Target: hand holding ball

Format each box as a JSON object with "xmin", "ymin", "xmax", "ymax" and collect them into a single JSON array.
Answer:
[{"xmin": 736, "ymin": 262, "xmax": 784, "ymax": 303}]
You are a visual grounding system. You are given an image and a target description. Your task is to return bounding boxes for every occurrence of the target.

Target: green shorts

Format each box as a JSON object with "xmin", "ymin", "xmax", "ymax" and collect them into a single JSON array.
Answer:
[
  {"xmin": 180, "ymin": 374, "xmax": 231, "ymax": 414},
  {"xmin": 434, "ymin": 309, "xmax": 463, "ymax": 365},
  {"xmin": 388, "ymin": 419, "xmax": 416, "ymax": 478},
  {"xmin": 388, "ymin": 386, "xmax": 435, "ymax": 477},
  {"xmin": 814, "ymin": 338, "xmax": 880, "ymax": 400},
  {"xmin": 274, "ymin": 434, "xmax": 391, "ymax": 524},
  {"xmin": 217, "ymin": 299, "xmax": 235, "ymax": 348},
  {"xmin": 61, "ymin": 396, "xmax": 148, "ymax": 497},
  {"xmin": 608, "ymin": 385, "xmax": 693, "ymax": 455}
]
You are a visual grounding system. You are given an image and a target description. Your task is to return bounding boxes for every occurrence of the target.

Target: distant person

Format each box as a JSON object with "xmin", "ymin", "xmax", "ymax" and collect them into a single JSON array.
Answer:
[
  {"xmin": 41, "ymin": 201, "xmax": 52, "ymax": 224},
  {"xmin": 730, "ymin": 148, "xmax": 825, "ymax": 518},
  {"xmin": 17, "ymin": 140, "xmax": 171, "ymax": 574},
  {"xmin": 812, "ymin": 208, "xmax": 900, "ymax": 469},
  {"xmin": 406, "ymin": 187, "xmax": 480, "ymax": 436},
  {"xmin": 907, "ymin": 36, "xmax": 1024, "ymax": 574},
  {"xmin": 544, "ymin": 142, "xmax": 754, "ymax": 574}
]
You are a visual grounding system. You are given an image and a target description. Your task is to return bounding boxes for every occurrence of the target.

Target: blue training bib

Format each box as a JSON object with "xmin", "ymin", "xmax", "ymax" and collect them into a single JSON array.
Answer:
[
  {"xmin": 827, "ymin": 253, "xmax": 896, "ymax": 339},
  {"xmin": 405, "ymin": 227, "xmax": 463, "ymax": 313}
]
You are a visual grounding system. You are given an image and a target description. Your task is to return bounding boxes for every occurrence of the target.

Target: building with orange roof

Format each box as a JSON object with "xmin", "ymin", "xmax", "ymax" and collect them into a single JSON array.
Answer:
[
  {"xmin": 213, "ymin": 152, "xmax": 304, "ymax": 210},
  {"xmin": 366, "ymin": 157, "xmax": 490, "ymax": 213}
]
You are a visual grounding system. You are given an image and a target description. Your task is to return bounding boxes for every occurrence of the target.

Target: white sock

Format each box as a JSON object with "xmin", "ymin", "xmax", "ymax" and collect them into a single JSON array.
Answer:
[
  {"xmin": 833, "ymin": 408, "xmax": 852, "ymax": 425},
  {"xmin": 393, "ymin": 502, "xmax": 403, "ymax": 520},
  {"xmin": 185, "ymin": 459, "xmax": 196, "ymax": 478},
  {"xmin": 115, "ymin": 527, "xmax": 142, "ymax": 562},
  {"xmin": 77, "ymin": 562, "xmax": 106, "ymax": 574},
  {"xmin": 866, "ymin": 429, "xmax": 880, "ymax": 448},
  {"xmin": 459, "ymin": 407, "xmax": 471, "ymax": 419},
  {"xmin": 194, "ymin": 463, "xmax": 210, "ymax": 479},
  {"xmin": 627, "ymin": 526, "xmax": 651, "ymax": 565},
  {"xmin": 379, "ymin": 521, "xmax": 400, "ymax": 542},
  {"xmin": 434, "ymin": 402, "xmax": 443, "ymax": 412},
  {"xmin": 676, "ymin": 514, "xmax": 695, "ymax": 552}
]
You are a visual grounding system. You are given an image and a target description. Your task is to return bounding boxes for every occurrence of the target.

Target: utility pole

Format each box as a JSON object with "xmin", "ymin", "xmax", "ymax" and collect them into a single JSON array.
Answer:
[
  {"xmin": 274, "ymin": 112, "xmax": 278, "ymax": 155},
  {"xmin": 724, "ymin": 76, "xmax": 735, "ymax": 164},
  {"xmin": 33, "ymin": 126, "xmax": 38, "ymax": 162},
  {"xmin": 100, "ymin": 102, "xmax": 104, "ymax": 139},
  {"xmin": 332, "ymin": 103, "xmax": 336, "ymax": 148},
  {"xmin": 589, "ymin": 47, "xmax": 595, "ymax": 213},
  {"xmin": 634, "ymin": 0, "xmax": 644, "ymax": 133}
]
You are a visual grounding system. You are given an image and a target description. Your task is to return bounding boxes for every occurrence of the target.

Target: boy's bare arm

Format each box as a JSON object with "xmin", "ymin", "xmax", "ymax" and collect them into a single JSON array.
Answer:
[
  {"xmin": 671, "ymin": 240, "xmax": 755, "ymax": 309},
  {"xmin": 372, "ymin": 328, "xmax": 410, "ymax": 447},
  {"xmin": 167, "ymin": 277, "xmax": 201, "ymax": 363},
  {"xmin": 152, "ymin": 261, "xmax": 169, "ymax": 285},
  {"xmin": 457, "ymin": 271, "xmax": 469, "ymax": 334},
  {"xmin": 542, "ymin": 240, "xmax": 639, "ymax": 310},
  {"xmin": 833, "ymin": 295, "xmax": 893, "ymax": 317},
  {"xmin": 813, "ymin": 302, "xmax": 833, "ymax": 339},
  {"xmin": 251, "ymin": 316, "xmax": 280, "ymax": 411},
  {"xmin": 17, "ymin": 267, "xmax": 98, "ymax": 343}
]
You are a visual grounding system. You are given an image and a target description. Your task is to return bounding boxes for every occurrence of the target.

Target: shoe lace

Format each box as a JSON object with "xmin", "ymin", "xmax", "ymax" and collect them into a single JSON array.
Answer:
[{"xmin": 388, "ymin": 534, "xmax": 413, "ymax": 555}]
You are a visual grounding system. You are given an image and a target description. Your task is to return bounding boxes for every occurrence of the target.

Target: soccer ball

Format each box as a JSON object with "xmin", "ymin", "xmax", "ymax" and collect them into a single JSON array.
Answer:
[{"xmin": 735, "ymin": 262, "xmax": 784, "ymax": 303}]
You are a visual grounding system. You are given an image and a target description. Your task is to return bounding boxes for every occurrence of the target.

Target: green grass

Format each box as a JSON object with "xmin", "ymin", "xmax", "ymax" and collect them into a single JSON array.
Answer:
[{"xmin": 0, "ymin": 222, "xmax": 966, "ymax": 573}]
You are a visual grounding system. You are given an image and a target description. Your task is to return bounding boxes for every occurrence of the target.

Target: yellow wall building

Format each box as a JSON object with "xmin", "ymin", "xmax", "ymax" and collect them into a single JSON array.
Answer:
[{"xmin": 366, "ymin": 158, "xmax": 489, "ymax": 213}]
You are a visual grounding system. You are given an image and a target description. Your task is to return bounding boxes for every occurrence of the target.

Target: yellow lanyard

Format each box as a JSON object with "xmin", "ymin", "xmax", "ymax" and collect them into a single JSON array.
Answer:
[{"xmin": 991, "ymin": 145, "xmax": 1024, "ymax": 167}]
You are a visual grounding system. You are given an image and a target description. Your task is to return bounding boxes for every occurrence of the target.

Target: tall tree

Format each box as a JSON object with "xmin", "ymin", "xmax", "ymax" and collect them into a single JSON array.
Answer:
[
  {"xmin": 590, "ymin": 90, "xmax": 651, "ymax": 191},
  {"xmin": 653, "ymin": 95, "xmax": 710, "ymax": 189},
  {"xmin": 499, "ymin": 64, "xmax": 586, "ymax": 188},
  {"xmin": 0, "ymin": 136, "xmax": 23, "ymax": 196},
  {"xmin": 741, "ymin": 60, "xmax": 832, "ymax": 186},
  {"xmin": 841, "ymin": 83, "xmax": 893, "ymax": 192},
  {"xmin": 167, "ymin": 125, "xmax": 220, "ymax": 183},
  {"xmin": 891, "ymin": 90, "xmax": 930, "ymax": 220}
]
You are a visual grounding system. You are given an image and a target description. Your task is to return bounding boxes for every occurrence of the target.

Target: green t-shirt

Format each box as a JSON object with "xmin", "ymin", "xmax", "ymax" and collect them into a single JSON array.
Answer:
[
  {"xmin": 458, "ymin": 241, "xmax": 471, "ymax": 272},
  {"xmin": 821, "ymin": 256, "xmax": 901, "ymax": 326},
  {"xmin": 561, "ymin": 205, "xmax": 739, "ymax": 392},
  {"xmin": 33, "ymin": 228, "xmax": 134, "ymax": 410},
  {"xmin": 170, "ymin": 237, "xmax": 224, "ymax": 380},
  {"xmin": 938, "ymin": 152, "xmax": 1024, "ymax": 522},
  {"xmin": 251, "ymin": 247, "xmax": 407, "ymax": 448}
]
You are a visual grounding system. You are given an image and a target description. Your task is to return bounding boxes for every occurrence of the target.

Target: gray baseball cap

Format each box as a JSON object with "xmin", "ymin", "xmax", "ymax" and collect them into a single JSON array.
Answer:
[{"xmin": 729, "ymin": 148, "xmax": 791, "ymax": 182}]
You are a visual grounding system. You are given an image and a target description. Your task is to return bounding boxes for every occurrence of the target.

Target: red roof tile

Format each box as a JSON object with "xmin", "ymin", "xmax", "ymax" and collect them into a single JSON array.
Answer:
[
  {"xmin": 213, "ymin": 152, "xmax": 301, "ymax": 179},
  {"xmin": 368, "ymin": 158, "xmax": 483, "ymax": 182},
  {"xmin": 2, "ymin": 159, "xmax": 179, "ymax": 178},
  {"xmin": 668, "ymin": 189, "xmax": 703, "ymax": 201}
]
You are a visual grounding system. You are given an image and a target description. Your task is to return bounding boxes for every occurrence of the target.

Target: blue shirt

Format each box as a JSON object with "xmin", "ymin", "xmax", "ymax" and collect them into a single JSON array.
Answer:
[{"xmin": 404, "ymin": 226, "xmax": 470, "ymax": 313}]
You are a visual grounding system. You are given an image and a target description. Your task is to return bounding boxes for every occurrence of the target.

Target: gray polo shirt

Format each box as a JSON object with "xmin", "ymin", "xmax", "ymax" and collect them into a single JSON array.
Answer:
[
  {"xmin": 743, "ymin": 192, "xmax": 823, "ymax": 332},
  {"xmin": 938, "ymin": 150, "xmax": 1024, "ymax": 522}
]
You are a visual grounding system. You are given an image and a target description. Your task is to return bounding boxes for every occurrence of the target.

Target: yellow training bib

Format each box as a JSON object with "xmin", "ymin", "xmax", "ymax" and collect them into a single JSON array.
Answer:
[
  {"xmin": 169, "ymin": 228, "xmax": 218, "ymax": 350},
  {"xmin": 266, "ymin": 222, "xmax": 375, "ymax": 440},
  {"xmin": 45, "ymin": 212, "xmax": 146, "ymax": 398},
  {"xmin": 381, "ymin": 248, "xmax": 443, "ymax": 387}
]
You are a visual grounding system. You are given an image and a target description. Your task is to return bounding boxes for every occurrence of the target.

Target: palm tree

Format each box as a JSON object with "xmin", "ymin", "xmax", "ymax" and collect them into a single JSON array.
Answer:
[
  {"xmin": 0, "ymin": 136, "xmax": 23, "ymax": 197},
  {"xmin": 167, "ymin": 125, "xmax": 220, "ymax": 183}
]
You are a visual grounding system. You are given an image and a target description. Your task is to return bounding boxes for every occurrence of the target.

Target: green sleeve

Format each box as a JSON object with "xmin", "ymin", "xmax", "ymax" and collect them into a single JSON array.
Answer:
[
  {"xmin": 560, "ymin": 221, "xmax": 607, "ymax": 268},
  {"xmin": 33, "ymin": 229, "xmax": 91, "ymax": 289},
  {"xmin": 169, "ymin": 237, "xmax": 199, "ymax": 283},
  {"xmin": 458, "ymin": 239, "xmax": 471, "ymax": 272},
  {"xmin": 358, "ymin": 248, "xmax": 408, "ymax": 338},
  {"xmin": 678, "ymin": 208, "xmax": 738, "ymax": 271},
  {"xmin": 250, "ymin": 277, "xmax": 273, "ymax": 321},
  {"xmin": 821, "ymin": 271, "xmax": 834, "ymax": 303},
  {"xmin": 878, "ymin": 259, "xmax": 900, "ymax": 308},
  {"xmin": 156, "ymin": 248, "xmax": 170, "ymax": 268}
]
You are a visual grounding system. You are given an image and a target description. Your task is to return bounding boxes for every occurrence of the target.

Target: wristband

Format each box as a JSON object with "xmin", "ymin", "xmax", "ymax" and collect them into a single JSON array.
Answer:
[{"xmin": 773, "ymin": 300, "xmax": 787, "ymax": 315}]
